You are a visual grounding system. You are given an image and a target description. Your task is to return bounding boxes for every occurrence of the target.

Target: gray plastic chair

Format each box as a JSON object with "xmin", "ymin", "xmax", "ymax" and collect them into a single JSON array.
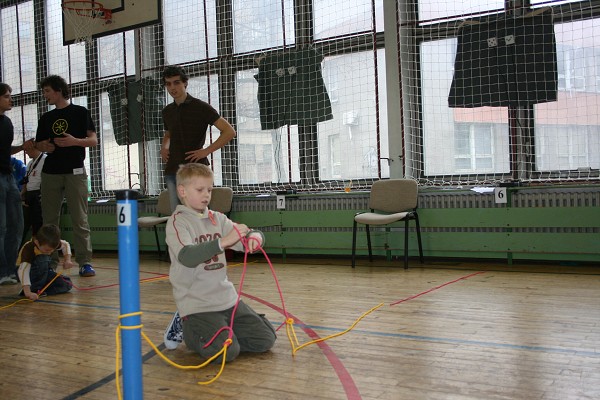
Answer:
[
  {"xmin": 351, "ymin": 179, "xmax": 424, "ymax": 269},
  {"xmin": 209, "ymin": 187, "xmax": 233, "ymax": 215},
  {"xmin": 138, "ymin": 190, "xmax": 171, "ymax": 258}
]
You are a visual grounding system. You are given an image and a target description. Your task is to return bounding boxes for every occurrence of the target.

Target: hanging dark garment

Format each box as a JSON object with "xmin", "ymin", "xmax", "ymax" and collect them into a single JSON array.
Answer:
[
  {"xmin": 448, "ymin": 12, "xmax": 558, "ymax": 108},
  {"xmin": 255, "ymin": 47, "xmax": 333, "ymax": 130},
  {"xmin": 107, "ymin": 77, "xmax": 165, "ymax": 145}
]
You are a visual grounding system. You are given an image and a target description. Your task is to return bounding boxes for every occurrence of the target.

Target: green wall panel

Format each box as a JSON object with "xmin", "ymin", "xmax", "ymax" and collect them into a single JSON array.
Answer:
[
  {"xmin": 419, "ymin": 208, "xmax": 508, "ymax": 228},
  {"xmin": 56, "ymin": 191, "xmax": 599, "ymax": 263},
  {"xmin": 505, "ymin": 207, "xmax": 600, "ymax": 228},
  {"xmin": 280, "ymin": 210, "xmax": 357, "ymax": 228},
  {"xmin": 420, "ymin": 207, "xmax": 600, "ymax": 229},
  {"xmin": 231, "ymin": 211, "xmax": 281, "ymax": 228},
  {"xmin": 504, "ymin": 232, "xmax": 599, "ymax": 254}
]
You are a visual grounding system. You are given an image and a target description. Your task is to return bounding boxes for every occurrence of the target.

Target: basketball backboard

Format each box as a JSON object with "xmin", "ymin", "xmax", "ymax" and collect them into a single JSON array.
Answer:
[{"xmin": 62, "ymin": 0, "xmax": 161, "ymax": 45}]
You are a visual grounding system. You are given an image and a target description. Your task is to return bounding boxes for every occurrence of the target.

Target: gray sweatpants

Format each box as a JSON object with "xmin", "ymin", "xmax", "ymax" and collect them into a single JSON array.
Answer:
[{"xmin": 183, "ymin": 300, "xmax": 276, "ymax": 363}]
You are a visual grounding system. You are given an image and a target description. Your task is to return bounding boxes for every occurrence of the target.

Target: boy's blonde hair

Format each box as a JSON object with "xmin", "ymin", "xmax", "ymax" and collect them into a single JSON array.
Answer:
[{"xmin": 176, "ymin": 163, "xmax": 214, "ymax": 186}]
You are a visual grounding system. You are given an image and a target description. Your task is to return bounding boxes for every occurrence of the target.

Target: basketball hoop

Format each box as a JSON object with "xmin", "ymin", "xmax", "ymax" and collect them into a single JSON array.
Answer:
[{"xmin": 62, "ymin": 1, "xmax": 112, "ymax": 45}]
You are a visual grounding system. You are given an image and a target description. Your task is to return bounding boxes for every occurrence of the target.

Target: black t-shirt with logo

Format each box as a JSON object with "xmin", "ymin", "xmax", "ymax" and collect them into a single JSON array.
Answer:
[{"xmin": 36, "ymin": 104, "xmax": 95, "ymax": 174}]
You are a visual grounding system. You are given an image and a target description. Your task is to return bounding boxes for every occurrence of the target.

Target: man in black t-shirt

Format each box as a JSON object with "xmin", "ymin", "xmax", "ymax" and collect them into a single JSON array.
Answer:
[
  {"xmin": 27, "ymin": 75, "xmax": 98, "ymax": 277},
  {"xmin": 161, "ymin": 66, "xmax": 236, "ymax": 212}
]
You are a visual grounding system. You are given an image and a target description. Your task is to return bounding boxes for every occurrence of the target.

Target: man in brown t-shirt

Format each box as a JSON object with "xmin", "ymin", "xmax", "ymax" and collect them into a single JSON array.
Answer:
[{"xmin": 161, "ymin": 66, "xmax": 236, "ymax": 212}]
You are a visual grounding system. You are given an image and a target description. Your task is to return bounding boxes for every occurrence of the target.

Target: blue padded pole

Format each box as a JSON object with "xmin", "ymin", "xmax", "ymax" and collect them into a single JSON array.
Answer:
[{"xmin": 116, "ymin": 190, "xmax": 143, "ymax": 400}]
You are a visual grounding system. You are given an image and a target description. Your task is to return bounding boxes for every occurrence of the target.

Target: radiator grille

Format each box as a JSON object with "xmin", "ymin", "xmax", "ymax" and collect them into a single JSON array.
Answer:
[{"xmin": 88, "ymin": 188, "xmax": 599, "ymax": 235}]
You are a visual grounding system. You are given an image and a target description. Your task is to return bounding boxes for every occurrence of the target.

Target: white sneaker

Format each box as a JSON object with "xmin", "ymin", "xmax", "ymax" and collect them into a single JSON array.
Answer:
[
  {"xmin": 0, "ymin": 276, "xmax": 18, "ymax": 285},
  {"xmin": 164, "ymin": 311, "xmax": 183, "ymax": 350}
]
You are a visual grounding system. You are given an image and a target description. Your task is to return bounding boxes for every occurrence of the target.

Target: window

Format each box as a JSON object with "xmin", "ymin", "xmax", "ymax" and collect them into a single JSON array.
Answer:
[
  {"xmin": 531, "ymin": 0, "xmax": 583, "ymax": 6},
  {"xmin": 46, "ymin": 0, "xmax": 86, "ymax": 82},
  {"xmin": 421, "ymin": 38, "xmax": 509, "ymax": 177},
  {"xmin": 163, "ymin": 0, "xmax": 217, "ymax": 64},
  {"xmin": 328, "ymin": 134, "xmax": 341, "ymax": 178},
  {"xmin": 319, "ymin": 50, "xmax": 388, "ymax": 180},
  {"xmin": 232, "ymin": 0, "xmax": 294, "ymax": 54},
  {"xmin": 100, "ymin": 92, "xmax": 141, "ymax": 191},
  {"xmin": 536, "ymin": 125, "xmax": 599, "ymax": 171},
  {"xmin": 67, "ymin": 96, "xmax": 93, "ymax": 193},
  {"xmin": 454, "ymin": 123, "xmax": 494, "ymax": 172},
  {"xmin": 1, "ymin": 2, "xmax": 37, "ymax": 93},
  {"xmin": 314, "ymin": 0, "xmax": 384, "ymax": 39},
  {"xmin": 187, "ymin": 75, "xmax": 223, "ymax": 186},
  {"xmin": 98, "ymin": 31, "xmax": 136, "ymax": 78},
  {"xmin": 535, "ymin": 19, "xmax": 600, "ymax": 174},
  {"xmin": 5, "ymin": 104, "xmax": 38, "ymax": 149},
  {"xmin": 235, "ymin": 68, "xmax": 300, "ymax": 185},
  {"xmin": 418, "ymin": 0, "xmax": 504, "ymax": 24}
]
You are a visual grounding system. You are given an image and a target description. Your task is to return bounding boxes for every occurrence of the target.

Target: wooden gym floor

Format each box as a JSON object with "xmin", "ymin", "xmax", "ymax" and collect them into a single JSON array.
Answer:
[{"xmin": 1, "ymin": 253, "xmax": 599, "ymax": 399}]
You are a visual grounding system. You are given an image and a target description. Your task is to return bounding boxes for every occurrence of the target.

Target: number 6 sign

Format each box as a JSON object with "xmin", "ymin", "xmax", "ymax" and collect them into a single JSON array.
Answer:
[
  {"xmin": 494, "ymin": 187, "xmax": 507, "ymax": 204},
  {"xmin": 118, "ymin": 203, "xmax": 133, "ymax": 226}
]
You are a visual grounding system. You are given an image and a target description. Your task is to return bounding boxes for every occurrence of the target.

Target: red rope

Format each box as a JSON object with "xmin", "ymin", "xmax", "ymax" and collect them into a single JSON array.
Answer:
[
  {"xmin": 389, "ymin": 271, "xmax": 485, "ymax": 306},
  {"xmin": 202, "ymin": 224, "xmax": 291, "ymax": 349}
]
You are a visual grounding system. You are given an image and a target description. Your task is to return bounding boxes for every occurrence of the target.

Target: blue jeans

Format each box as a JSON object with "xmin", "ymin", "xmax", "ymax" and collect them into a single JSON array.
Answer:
[
  {"xmin": 0, "ymin": 173, "xmax": 24, "ymax": 278},
  {"xmin": 165, "ymin": 174, "xmax": 180, "ymax": 213},
  {"xmin": 28, "ymin": 254, "xmax": 71, "ymax": 295}
]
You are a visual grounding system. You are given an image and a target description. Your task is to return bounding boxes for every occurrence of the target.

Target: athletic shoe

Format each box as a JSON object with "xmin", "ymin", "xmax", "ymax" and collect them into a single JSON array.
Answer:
[
  {"xmin": 79, "ymin": 264, "xmax": 96, "ymax": 277},
  {"xmin": 164, "ymin": 311, "xmax": 183, "ymax": 350},
  {"xmin": 0, "ymin": 276, "xmax": 18, "ymax": 285}
]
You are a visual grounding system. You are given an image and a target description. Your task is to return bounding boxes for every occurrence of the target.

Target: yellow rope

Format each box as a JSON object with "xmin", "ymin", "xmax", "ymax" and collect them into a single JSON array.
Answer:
[
  {"xmin": 37, "ymin": 272, "xmax": 61, "ymax": 295},
  {"xmin": 286, "ymin": 303, "xmax": 385, "ymax": 356},
  {"xmin": 0, "ymin": 271, "xmax": 64, "ymax": 310},
  {"xmin": 113, "ymin": 301, "xmax": 384, "ymax": 396},
  {"xmin": 0, "ymin": 298, "xmax": 32, "ymax": 309},
  {"xmin": 116, "ymin": 311, "xmax": 144, "ymax": 400},
  {"xmin": 115, "ymin": 311, "xmax": 233, "ymax": 397}
]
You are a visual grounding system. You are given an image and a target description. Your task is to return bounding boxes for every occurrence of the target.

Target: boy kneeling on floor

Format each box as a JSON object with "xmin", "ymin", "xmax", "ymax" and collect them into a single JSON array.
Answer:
[{"xmin": 17, "ymin": 223, "xmax": 73, "ymax": 300}]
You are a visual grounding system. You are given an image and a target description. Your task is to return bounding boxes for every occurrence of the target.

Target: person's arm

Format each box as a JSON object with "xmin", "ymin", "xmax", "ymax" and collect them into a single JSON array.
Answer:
[
  {"xmin": 22, "ymin": 139, "xmax": 35, "ymax": 152},
  {"xmin": 184, "ymin": 117, "xmax": 236, "ymax": 162},
  {"xmin": 59, "ymin": 240, "xmax": 75, "ymax": 270},
  {"xmin": 177, "ymin": 222, "xmax": 257, "ymax": 266},
  {"xmin": 204, "ymin": 117, "xmax": 236, "ymax": 155},
  {"xmin": 160, "ymin": 130, "xmax": 171, "ymax": 163},
  {"xmin": 246, "ymin": 230, "xmax": 265, "ymax": 253},
  {"xmin": 165, "ymin": 214, "xmax": 223, "ymax": 267},
  {"xmin": 33, "ymin": 139, "xmax": 55, "ymax": 153},
  {"xmin": 53, "ymin": 130, "xmax": 98, "ymax": 148},
  {"xmin": 11, "ymin": 144, "xmax": 24, "ymax": 155},
  {"xmin": 18, "ymin": 262, "xmax": 38, "ymax": 301},
  {"xmin": 22, "ymin": 284, "xmax": 38, "ymax": 301},
  {"xmin": 177, "ymin": 240, "xmax": 223, "ymax": 268}
]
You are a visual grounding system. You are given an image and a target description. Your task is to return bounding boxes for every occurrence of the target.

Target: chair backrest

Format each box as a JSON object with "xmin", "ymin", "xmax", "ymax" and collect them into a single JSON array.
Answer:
[
  {"xmin": 368, "ymin": 179, "xmax": 418, "ymax": 213},
  {"xmin": 210, "ymin": 187, "xmax": 233, "ymax": 214},
  {"xmin": 156, "ymin": 190, "xmax": 173, "ymax": 216}
]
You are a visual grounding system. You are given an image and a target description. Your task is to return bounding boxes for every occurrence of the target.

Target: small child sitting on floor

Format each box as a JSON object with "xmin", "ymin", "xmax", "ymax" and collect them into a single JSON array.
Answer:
[{"xmin": 17, "ymin": 224, "xmax": 74, "ymax": 300}]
